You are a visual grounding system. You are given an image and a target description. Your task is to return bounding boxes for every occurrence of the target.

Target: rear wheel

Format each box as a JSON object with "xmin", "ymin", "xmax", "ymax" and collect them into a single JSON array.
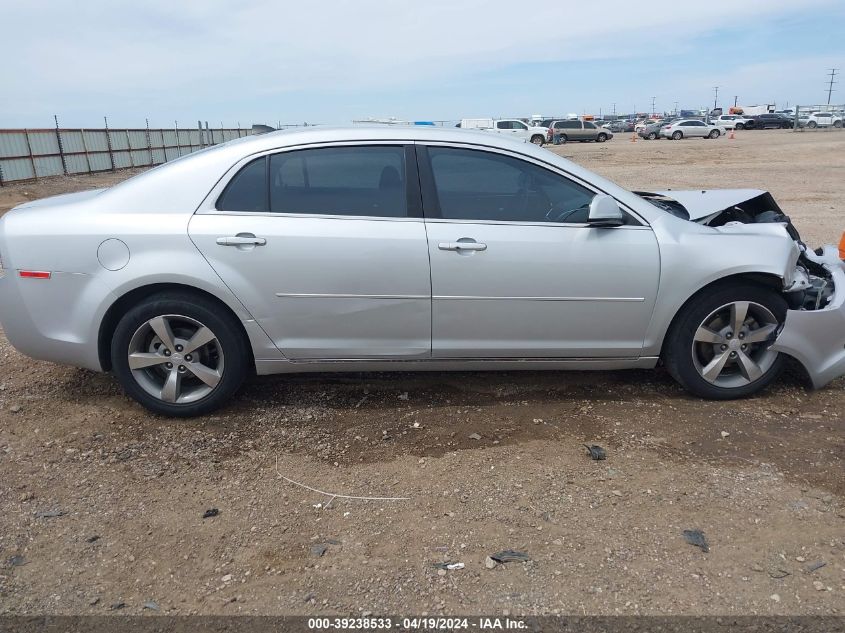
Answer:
[
  {"xmin": 559, "ymin": 134, "xmax": 568, "ymax": 144},
  {"xmin": 735, "ymin": 123, "xmax": 745, "ymax": 130},
  {"xmin": 111, "ymin": 292, "xmax": 249, "ymax": 417},
  {"xmin": 530, "ymin": 134, "xmax": 545, "ymax": 145},
  {"xmin": 672, "ymin": 131, "xmax": 683, "ymax": 140},
  {"xmin": 663, "ymin": 283, "xmax": 787, "ymax": 399},
  {"xmin": 808, "ymin": 121, "xmax": 817, "ymax": 129}
]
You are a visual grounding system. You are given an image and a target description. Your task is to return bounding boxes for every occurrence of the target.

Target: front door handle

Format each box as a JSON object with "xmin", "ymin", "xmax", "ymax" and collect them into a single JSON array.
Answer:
[
  {"xmin": 438, "ymin": 241, "xmax": 487, "ymax": 252},
  {"xmin": 216, "ymin": 236, "xmax": 267, "ymax": 246}
]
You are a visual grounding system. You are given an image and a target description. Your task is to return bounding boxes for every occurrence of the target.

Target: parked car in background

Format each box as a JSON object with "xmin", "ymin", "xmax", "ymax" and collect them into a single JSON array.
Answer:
[
  {"xmin": 546, "ymin": 119, "xmax": 613, "ymax": 143},
  {"xmin": 804, "ymin": 112, "xmax": 843, "ymax": 128},
  {"xmin": 711, "ymin": 114, "xmax": 754, "ymax": 130},
  {"xmin": 638, "ymin": 119, "xmax": 675, "ymax": 140},
  {"xmin": 2, "ymin": 126, "xmax": 843, "ymax": 416},
  {"xmin": 460, "ymin": 118, "xmax": 548, "ymax": 145},
  {"xmin": 750, "ymin": 113, "xmax": 793, "ymax": 129},
  {"xmin": 660, "ymin": 119, "xmax": 726, "ymax": 140},
  {"xmin": 606, "ymin": 121, "xmax": 629, "ymax": 133},
  {"xmin": 635, "ymin": 119, "xmax": 659, "ymax": 132}
]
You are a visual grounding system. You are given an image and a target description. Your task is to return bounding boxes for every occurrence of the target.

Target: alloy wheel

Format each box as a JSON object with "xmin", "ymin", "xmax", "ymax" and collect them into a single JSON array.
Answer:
[
  {"xmin": 690, "ymin": 301, "xmax": 780, "ymax": 388},
  {"xmin": 127, "ymin": 314, "xmax": 224, "ymax": 404}
]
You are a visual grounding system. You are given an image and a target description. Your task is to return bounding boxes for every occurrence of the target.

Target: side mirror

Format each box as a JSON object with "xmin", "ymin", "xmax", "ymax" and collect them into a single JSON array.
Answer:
[{"xmin": 587, "ymin": 194, "xmax": 625, "ymax": 227}]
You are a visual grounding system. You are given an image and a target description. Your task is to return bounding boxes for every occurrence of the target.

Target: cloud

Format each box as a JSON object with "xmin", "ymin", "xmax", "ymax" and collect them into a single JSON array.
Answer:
[{"xmin": 1, "ymin": 0, "xmax": 841, "ymax": 125}]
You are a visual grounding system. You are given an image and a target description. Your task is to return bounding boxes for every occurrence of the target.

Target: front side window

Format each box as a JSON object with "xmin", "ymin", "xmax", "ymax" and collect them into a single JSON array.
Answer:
[
  {"xmin": 584, "ymin": 122, "xmax": 596, "ymax": 129},
  {"xmin": 427, "ymin": 147, "xmax": 596, "ymax": 223},
  {"xmin": 269, "ymin": 146, "xmax": 407, "ymax": 217},
  {"xmin": 496, "ymin": 121, "xmax": 512, "ymax": 129}
]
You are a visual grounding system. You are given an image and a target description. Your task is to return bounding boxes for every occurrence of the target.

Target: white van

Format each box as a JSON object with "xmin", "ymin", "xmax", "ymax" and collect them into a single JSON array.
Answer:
[{"xmin": 459, "ymin": 118, "xmax": 548, "ymax": 145}]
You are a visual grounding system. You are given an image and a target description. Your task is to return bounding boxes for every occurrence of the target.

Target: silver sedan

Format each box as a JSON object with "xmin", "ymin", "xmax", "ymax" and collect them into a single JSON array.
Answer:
[{"xmin": 0, "ymin": 127, "xmax": 843, "ymax": 416}]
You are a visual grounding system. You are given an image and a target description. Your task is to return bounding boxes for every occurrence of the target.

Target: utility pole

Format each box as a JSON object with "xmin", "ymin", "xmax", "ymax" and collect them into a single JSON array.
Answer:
[
  {"xmin": 612, "ymin": 103, "xmax": 616, "ymax": 119},
  {"xmin": 673, "ymin": 101, "xmax": 678, "ymax": 115},
  {"xmin": 734, "ymin": 95, "xmax": 738, "ymax": 107},
  {"xmin": 651, "ymin": 96, "xmax": 656, "ymax": 116},
  {"xmin": 713, "ymin": 86, "xmax": 719, "ymax": 110},
  {"xmin": 826, "ymin": 68, "xmax": 838, "ymax": 105}
]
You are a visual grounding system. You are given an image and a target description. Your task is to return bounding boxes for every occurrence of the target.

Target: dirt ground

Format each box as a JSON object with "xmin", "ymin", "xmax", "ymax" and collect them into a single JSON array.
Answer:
[{"xmin": 0, "ymin": 129, "xmax": 843, "ymax": 616}]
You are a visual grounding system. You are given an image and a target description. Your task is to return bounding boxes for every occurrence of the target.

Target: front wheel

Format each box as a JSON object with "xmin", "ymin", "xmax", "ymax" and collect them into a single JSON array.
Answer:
[
  {"xmin": 530, "ymin": 134, "xmax": 545, "ymax": 146},
  {"xmin": 663, "ymin": 283, "xmax": 787, "ymax": 399},
  {"xmin": 808, "ymin": 121, "xmax": 817, "ymax": 129},
  {"xmin": 647, "ymin": 132, "xmax": 657, "ymax": 140},
  {"xmin": 708, "ymin": 129, "xmax": 720, "ymax": 138},
  {"xmin": 834, "ymin": 120, "xmax": 842, "ymax": 128},
  {"xmin": 597, "ymin": 133, "xmax": 608, "ymax": 142},
  {"xmin": 672, "ymin": 131, "xmax": 683, "ymax": 140},
  {"xmin": 735, "ymin": 123, "xmax": 744, "ymax": 130},
  {"xmin": 111, "ymin": 292, "xmax": 250, "ymax": 416}
]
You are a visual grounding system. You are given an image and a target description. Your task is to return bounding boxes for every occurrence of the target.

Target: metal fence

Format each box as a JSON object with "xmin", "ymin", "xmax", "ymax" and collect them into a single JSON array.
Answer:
[
  {"xmin": 0, "ymin": 124, "xmax": 255, "ymax": 185},
  {"xmin": 791, "ymin": 104, "xmax": 845, "ymax": 131}
]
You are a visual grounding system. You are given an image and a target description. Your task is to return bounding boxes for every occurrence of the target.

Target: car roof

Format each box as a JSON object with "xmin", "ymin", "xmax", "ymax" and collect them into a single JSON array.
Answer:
[{"xmin": 90, "ymin": 125, "xmax": 647, "ymax": 215}]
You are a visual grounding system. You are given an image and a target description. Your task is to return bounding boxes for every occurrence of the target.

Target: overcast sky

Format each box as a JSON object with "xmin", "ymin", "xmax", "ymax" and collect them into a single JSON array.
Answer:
[{"xmin": 3, "ymin": 0, "xmax": 844, "ymax": 128}]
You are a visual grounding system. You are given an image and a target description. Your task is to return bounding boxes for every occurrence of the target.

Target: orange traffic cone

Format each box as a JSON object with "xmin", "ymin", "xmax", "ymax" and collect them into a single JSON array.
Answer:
[
  {"xmin": 631, "ymin": 132, "xmax": 637, "ymax": 142},
  {"xmin": 729, "ymin": 128, "xmax": 735, "ymax": 140}
]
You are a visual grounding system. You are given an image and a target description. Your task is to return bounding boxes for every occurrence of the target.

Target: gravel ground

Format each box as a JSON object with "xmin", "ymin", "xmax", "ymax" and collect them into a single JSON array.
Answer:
[{"xmin": 0, "ymin": 129, "xmax": 843, "ymax": 616}]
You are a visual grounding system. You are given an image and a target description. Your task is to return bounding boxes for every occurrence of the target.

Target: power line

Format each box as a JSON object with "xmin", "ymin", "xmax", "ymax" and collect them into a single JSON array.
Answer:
[{"xmin": 826, "ymin": 68, "xmax": 838, "ymax": 105}]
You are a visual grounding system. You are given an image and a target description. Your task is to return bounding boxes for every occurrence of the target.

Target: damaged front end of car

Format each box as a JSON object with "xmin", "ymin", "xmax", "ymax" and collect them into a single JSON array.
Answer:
[{"xmin": 637, "ymin": 188, "xmax": 845, "ymax": 388}]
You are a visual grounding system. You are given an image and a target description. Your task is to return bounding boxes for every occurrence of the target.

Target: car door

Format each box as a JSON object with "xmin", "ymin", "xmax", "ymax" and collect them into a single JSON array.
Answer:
[
  {"xmin": 496, "ymin": 120, "xmax": 517, "ymax": 137},
  {"xmin": 417, "ymin": 144, "xmax": 660, "ymax": 358},
  {"xmin": 582, "ymin": 121, "xmax": 599, "ymax": 140},
  {"xmin": 511, "ymin": 120, "xmax": 530, "ymax": 140},
  {"xmin": 188, "ymin": 143, "xmax": 432, "ymax": 360}
]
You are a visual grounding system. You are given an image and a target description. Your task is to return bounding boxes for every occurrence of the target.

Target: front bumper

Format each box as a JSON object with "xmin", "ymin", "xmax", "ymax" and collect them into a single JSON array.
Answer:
[{"xmin": 770, "ymin": 248, "xmax": 845, "ymax": 388}]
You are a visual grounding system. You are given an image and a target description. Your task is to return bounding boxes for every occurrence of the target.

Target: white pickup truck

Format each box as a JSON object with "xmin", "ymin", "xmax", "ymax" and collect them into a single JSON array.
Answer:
[
  {"xmin": 710, "ymin": 114, "xmax": 754, "ymax": 130},
  {"xmin": 459, "ymin": 118, "xmax": 548, "ymax": 145}
]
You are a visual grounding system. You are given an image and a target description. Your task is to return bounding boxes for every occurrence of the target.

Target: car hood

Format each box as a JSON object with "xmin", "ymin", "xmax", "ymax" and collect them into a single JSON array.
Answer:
[{"xmin": 642, "ymin": 189, "xmax": 768, "ymax": 221}]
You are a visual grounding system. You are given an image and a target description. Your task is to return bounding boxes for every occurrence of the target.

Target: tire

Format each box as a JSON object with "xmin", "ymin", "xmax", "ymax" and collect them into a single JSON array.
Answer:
[
  {"xmin": 663, "ymin": 282, "xmax": 787, "ymax": 400},
  {"xmin": 559, "ymin": 134, "xmax": 568, "ymax": 144},
  {"xmin": 597, "ymin": 133, "xmax": 608, "ymax": 142},
  {"xmin": 647, "ymin": 132, "xmax": 657, "ymax": 140},
  {"xmin": 530, "ymin": 134, "xmax": 545, "ymax": 146},
  {"xmin": 672, "ymin": 131, "xmax": 683, "ymax": 140},
  {"xmin": 735, "ymin": 123, "xmax": 744, "ymax": 130},
  {"xmin": 834, "ymin": 120, "xmax": 842, "ymax": 128},
  {"xmin": 111, "ymin": 292, "xmax": 250, "ymax": 417},
  {"xmin": 808, "ymin": 121, "xmax": 817, "ymax": 129},
  {"xmin": 708, "ymin": 129, "xmax": 720, "ymax": 139}
]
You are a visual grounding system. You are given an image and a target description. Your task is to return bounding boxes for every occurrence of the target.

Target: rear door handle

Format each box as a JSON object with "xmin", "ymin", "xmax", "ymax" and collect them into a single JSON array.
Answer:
[
  {"xmin": 438, "ymin": 241, "xmax": 487, "ymax": 252},
  {"xmin": 216, "ymin": 236, "xmax": 267, "ymax": 246}
]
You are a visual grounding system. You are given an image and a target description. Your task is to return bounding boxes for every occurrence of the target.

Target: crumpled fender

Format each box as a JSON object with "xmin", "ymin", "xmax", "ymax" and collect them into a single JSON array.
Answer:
[{"xmin": 770, "ymin": 246, "xmax": 845, "ymax": 388}]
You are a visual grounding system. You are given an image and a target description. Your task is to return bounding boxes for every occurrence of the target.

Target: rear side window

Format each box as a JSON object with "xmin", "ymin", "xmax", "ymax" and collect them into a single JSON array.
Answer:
[
  {"xmin": 216, "ymin": 157, "xmax": 267, "ymax": 211},
  {"xmin": 269, "ymin": 146, "xmax": 407, "ymax": 217}
]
